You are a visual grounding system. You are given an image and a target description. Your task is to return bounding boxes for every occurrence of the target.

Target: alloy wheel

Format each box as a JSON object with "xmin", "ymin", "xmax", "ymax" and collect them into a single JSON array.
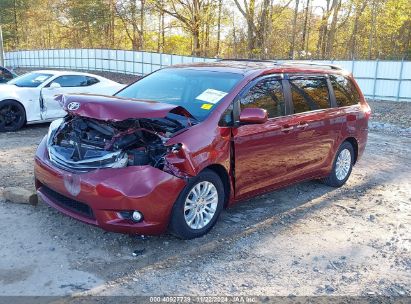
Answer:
[
  {"xmin": 183, "ymin": 181, "xmax": 218, "ymax": 230},
  {"xmin": 0, "ymin": 104, "xmax": 23, "ymax": 130},
  {"xmin": 335, "ymin": 148, "xmax": 351, "ymax": 181}
]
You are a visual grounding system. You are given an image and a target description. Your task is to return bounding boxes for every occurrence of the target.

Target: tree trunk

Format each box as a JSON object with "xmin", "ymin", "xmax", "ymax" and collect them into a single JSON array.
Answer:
[
  {"xmin": 325, "ymin": 0, "xmax": 341, "ymax": 58},
  {"xmin": 192, "ymin": 29, "xmax": 200, "ymax": 56},
  {"xmin": 301, "ymin": 0, "xmax": 310, "ymax": 52},
  {"xmin": 368, "ymin": 0, "xmax": 376, "ymax": 59},
  {"xmin": 247, "ymin": 0, "xmax": 256, "ymax": 56},
  {"xmin": 140, "ymin": 0, "xmax": 145, "ymax": 50},
  {"xmin": 191, "ymin": 0, "xmax": 201, "ymax": 56},
  {"xmin": 157, "ymin": 7, "xmax": 161, "ymax": 52},
  {"xmin": 255, "ymin": 0, "xmax": 270, "ymax": 56},
  {"xmin": 289, "ymin": 0, "xmax": 299, "ymax": 59},
  {"xmin": 216, "ymin": 0, "xmax": 222, "ymax": 56},
  {"xmin": 232, "ymin": 11, "xmax": 237, "ymax": 58},
  {"xmin": 13, "ymin": 0, "xmax": 19, "ymax": 47},
  {"xmin": 316, "ymin": 0, "xmax": 333, "ymax": 59},
  {"xmin": 161, "ymin": 8, "xmax": 165, "ymax": 52},
  {"xmin": 347, "ymin": 1, "xmax": 366, "ymax": 59}
]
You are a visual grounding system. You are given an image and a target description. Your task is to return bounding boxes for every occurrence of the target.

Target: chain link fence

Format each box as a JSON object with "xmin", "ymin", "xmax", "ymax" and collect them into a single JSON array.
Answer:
[{"xmin": 4, "ymin": 49, "xmax": 411, "ymax": 102}]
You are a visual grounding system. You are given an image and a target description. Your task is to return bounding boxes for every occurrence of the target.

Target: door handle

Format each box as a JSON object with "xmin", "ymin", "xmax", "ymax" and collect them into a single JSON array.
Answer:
[
  {"xmin": 281, "ymin": 125, "xmax": 294, "ymax": 132},
  {"xmin": 297, "ymin": 121, "xmax": 309, "ymax": 129}
]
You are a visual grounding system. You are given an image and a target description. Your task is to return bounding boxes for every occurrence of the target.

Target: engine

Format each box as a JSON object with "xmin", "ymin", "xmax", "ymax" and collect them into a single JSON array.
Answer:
[{"xmin": 48, "ymin": 116, "xmax": 183, "ymax": 171}]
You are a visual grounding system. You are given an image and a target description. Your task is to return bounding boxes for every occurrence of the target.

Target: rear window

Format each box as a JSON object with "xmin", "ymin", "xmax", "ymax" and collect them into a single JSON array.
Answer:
[
  {"xmin": 330, "ymin": 75, "xmax": 360, "ymax": 107},
  {"xmin": 52, "ymin": 75, "xmax": 90, "ymax": 87},
  {"xmin": 289, "ymin": 77, "xmax": 330, "ymax": 113}
]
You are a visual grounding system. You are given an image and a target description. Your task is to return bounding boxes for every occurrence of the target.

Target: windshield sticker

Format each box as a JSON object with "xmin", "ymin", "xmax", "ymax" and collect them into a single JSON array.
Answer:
[
  {"xmin": 196, "ymin": 89, "xmax": 228, "ymax": 104},
  {"xmin": 201, "ymin": 103, "xmax": 213, "ymax": 110},
  {"xmin": 33, "ymin": 75, "xmax": 49, "ymax": 82}
]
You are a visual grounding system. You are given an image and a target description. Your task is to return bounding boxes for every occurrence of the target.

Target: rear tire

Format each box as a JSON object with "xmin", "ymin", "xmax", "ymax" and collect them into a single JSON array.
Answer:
[
  {"xmin": 0, "ymin": 100, "xmax": 26, "ymax": 132},
  {"xmin": 169, "ymin": 169, "xmax": 224, "ymax": 239},
  {"xmin": 322, "ymin": 141, "xmax": 354, "ymax": 187}
]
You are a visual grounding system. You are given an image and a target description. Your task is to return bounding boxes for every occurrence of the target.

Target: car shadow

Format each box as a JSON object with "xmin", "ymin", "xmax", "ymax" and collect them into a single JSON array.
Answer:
[{"xmin": 36, "ymin": 162, "xmax": 392, "ymax": 283}]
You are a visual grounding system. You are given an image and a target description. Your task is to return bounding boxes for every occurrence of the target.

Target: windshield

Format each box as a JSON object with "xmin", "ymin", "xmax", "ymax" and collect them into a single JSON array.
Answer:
[
  {"xmin": 8, "ymin": 72, "xmax": 53, "ymax": 87},
  {"xmin": 115, "ymin": 68, "xmax": 243, "ymax": 121}
]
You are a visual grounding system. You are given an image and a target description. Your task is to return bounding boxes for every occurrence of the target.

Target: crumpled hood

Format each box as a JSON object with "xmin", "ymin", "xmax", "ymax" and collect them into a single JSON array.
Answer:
[{"xmin": 56, "ymin": 94, "xmax": 194, "ymax": 121}]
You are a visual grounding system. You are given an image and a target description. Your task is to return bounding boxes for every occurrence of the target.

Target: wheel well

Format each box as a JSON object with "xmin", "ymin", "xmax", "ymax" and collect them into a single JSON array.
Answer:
[
  {"xmin": 1, "ymin": 99, "xmax": 27, "ymax": 123},
  {"xmin": 344, "ymin": 137, "xmax": 358, "ymax": 164},
  {"xmin": 204, "ymin": 164, "xmax": 231, "ymax": 208}
]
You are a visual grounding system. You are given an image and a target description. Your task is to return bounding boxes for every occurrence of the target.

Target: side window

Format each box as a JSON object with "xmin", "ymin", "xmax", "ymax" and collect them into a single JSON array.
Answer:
[
  {"xmin": 52, "ymin": 75, "xmax": 89, "ymax": 87},
  {"xmin": 240, "ymin": 78, "xmax": 285, "ymax": 118},
  {"xmin": 330, "ymin": 75, "xmax": 360, "ymax": 107},
  {"xmin": 0, "ymin": 68, "xmax": 5, "ymax": 82},
  {"xmin": 0, "ymin": 68, "xmax": 13, "ymax": 82},
  {"xmin": 86, "ymin": 76, "xmax": 99, "ymax": 86},
  {"xmin": 289, "ymin": 77, "xmax": 330, "ymax": 113},
  {"xmin": 219, "ymin": 102, "xmax": 234, "ymax": 127}
]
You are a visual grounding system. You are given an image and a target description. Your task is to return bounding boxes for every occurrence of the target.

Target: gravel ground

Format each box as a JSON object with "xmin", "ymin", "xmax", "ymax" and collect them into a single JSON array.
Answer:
[
  {"xmin": 0, "ymin": 69, "xmax": 410, "ymax": 298},
  {"xmin": 367, "ymin": 100, "xmax": 411, "ymax": 137},
  {"xmin": 0, "ymin": 129, "xmax": 410, "ymax": 297}
]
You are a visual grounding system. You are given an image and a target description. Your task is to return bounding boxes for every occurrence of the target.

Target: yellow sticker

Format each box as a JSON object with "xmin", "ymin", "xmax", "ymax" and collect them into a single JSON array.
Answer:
[{"xmin": 201, "ymin": 103, "xmax": 213, "ymax": 110}]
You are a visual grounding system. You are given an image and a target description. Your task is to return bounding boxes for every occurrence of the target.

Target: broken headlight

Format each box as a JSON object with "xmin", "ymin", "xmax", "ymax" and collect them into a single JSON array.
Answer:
[{"xmin": 46, "ymin": 118, "xmax": 64, "ymax": 147}]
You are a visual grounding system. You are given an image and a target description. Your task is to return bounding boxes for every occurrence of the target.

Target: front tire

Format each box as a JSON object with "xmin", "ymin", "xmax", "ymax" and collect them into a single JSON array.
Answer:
[
  {"xmin": 169, "ymin": 169, "xmax": 224, "ymax": 239},
  {"xmin": 322, "ymin": 141, "xmax": 354, "ymax": 187},
  {"xmin": 0, "ymin": 100, "xmax": 26, "ymax": 132}
]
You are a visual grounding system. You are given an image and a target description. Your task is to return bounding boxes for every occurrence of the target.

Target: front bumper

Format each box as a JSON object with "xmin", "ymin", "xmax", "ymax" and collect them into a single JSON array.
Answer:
[{"xmin": 34, "ymin": 137, "xmax": 187, "ymax": 235}]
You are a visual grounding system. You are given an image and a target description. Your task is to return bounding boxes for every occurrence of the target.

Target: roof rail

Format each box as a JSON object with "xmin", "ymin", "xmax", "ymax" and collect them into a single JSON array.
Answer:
[
  {"xmin": 217, "ymin": 58, "xmax": 278, "ymax": 63},
  {"xmin": 216, "ymin": 59, "xmax": 343, "ymax": 70},
  {"xmin": 280, "ymin": 61, "xmax": 342, "ymax": 70}
]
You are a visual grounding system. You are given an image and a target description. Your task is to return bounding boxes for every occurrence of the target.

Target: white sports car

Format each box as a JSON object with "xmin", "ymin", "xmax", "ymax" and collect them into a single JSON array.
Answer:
[{"xmin": 0, "ymin": 70, "xmax": 125, "ymax": 131}]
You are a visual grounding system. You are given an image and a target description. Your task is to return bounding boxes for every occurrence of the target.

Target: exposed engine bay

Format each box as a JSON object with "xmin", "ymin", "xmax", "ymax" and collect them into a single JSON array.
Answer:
[{"xmin": 47, "ymin": 115, "xmax": 187, "ymax": 172}]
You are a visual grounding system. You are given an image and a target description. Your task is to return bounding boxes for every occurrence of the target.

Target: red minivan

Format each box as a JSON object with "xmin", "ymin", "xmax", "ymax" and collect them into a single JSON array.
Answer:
[{"xmin": 34, "ymin": 60, "xmax": 370, "ymax": 239}]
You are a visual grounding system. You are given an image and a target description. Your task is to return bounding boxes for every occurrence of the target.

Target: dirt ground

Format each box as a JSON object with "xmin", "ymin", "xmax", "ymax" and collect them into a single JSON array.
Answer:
[{"xmin": 0, "ymin": 124, "xmax": 410, "ymax": 297}]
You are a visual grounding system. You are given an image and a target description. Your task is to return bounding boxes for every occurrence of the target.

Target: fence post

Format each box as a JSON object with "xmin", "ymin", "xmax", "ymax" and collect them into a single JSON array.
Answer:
[
  {"xmin": 115, "ymin": 49, "xmax": 118, "ymax": 73},
  {"xmin": 397, "ymin": 59, "xmax": 404, "ymax": 102},
  {"xmin": 151, "ymin": 52, "xmax": 153, "ymax": 73},
  {"xmin": 140, "ymin": 51, "xmax": 146, "ymax": 76},
  {"xmin": 132, "ymin": 50, "xmax": 135, "ymax": 75},
  {"xmin": 124, "ymin": 50, "xmax": 126, "ymax": 74},
  {"xmin": 160, "ymin": 53, "xmax": 163, "ymax": 69},
  {"xmin": 372, "ymin": 59, "xmax": 379, "ymax": 101},
  {"xmin": 87, "ymin": 49, "xmax": 90, "ymax": 71},
  {"xmin": 0, "ymin": 26, "xmax": 5, "ymax": 67}
]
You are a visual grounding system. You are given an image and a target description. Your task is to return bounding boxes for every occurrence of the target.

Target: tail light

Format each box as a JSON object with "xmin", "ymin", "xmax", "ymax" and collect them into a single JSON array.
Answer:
[{"xmin": 361, "ymin": 100, "xmax": 371, "ymax": 119}]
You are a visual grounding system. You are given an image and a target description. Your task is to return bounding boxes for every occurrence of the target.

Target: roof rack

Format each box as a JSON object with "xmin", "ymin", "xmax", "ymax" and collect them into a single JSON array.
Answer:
[
  {"xmin": 217, "ymin": 58, "xmax": 278, "ymax": 63},
  {"xmin": 280, "ymin": 61, "xmax": 342, "ymax": 70},
  {"xmin": 216, "ymin": 59, "xmax": 343, "ymax": 70}
]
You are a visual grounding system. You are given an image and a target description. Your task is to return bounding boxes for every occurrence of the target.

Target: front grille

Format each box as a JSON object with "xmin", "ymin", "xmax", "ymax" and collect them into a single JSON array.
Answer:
[{"xmin": 41, "ymin": 186, "xmax": 95, "ymax": 219}]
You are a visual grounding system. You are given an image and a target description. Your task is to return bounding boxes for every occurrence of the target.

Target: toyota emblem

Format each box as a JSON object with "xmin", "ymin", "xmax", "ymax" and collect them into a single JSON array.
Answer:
[{"xmin": 67, "ymin": 102, "xmax": 80, "ymax": 111}]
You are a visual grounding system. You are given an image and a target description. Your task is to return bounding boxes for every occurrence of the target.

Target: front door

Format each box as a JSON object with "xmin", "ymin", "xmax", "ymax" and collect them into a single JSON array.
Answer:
[
  {"xmin": 41, "ymin": 75, "xmax": 92, "ymax": 120},
  {"xmin": 233, "ymin": 76, "xmax": 294, "ymax": 198}
]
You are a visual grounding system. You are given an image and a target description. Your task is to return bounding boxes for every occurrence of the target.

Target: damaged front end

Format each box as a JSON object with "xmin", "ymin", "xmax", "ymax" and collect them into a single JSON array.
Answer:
[{"xmin": 47, "ymin": 95, "xmax": 196, "ymax": 177}]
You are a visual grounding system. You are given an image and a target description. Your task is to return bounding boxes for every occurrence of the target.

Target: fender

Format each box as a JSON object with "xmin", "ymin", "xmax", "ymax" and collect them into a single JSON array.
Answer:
[{"xmin": 0, "ymin": 84, "xmax": 42, "ymax": 122}]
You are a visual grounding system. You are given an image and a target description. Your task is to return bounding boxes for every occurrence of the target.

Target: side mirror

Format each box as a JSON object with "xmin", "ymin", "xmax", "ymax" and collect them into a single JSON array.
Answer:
[
  {"xmin": 239, "ymin": 108, "xmax": 268, "ymax": 124},
  {"xmin": 49, "ymin": 82, "xmax": 61, "ymax": 89}
]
